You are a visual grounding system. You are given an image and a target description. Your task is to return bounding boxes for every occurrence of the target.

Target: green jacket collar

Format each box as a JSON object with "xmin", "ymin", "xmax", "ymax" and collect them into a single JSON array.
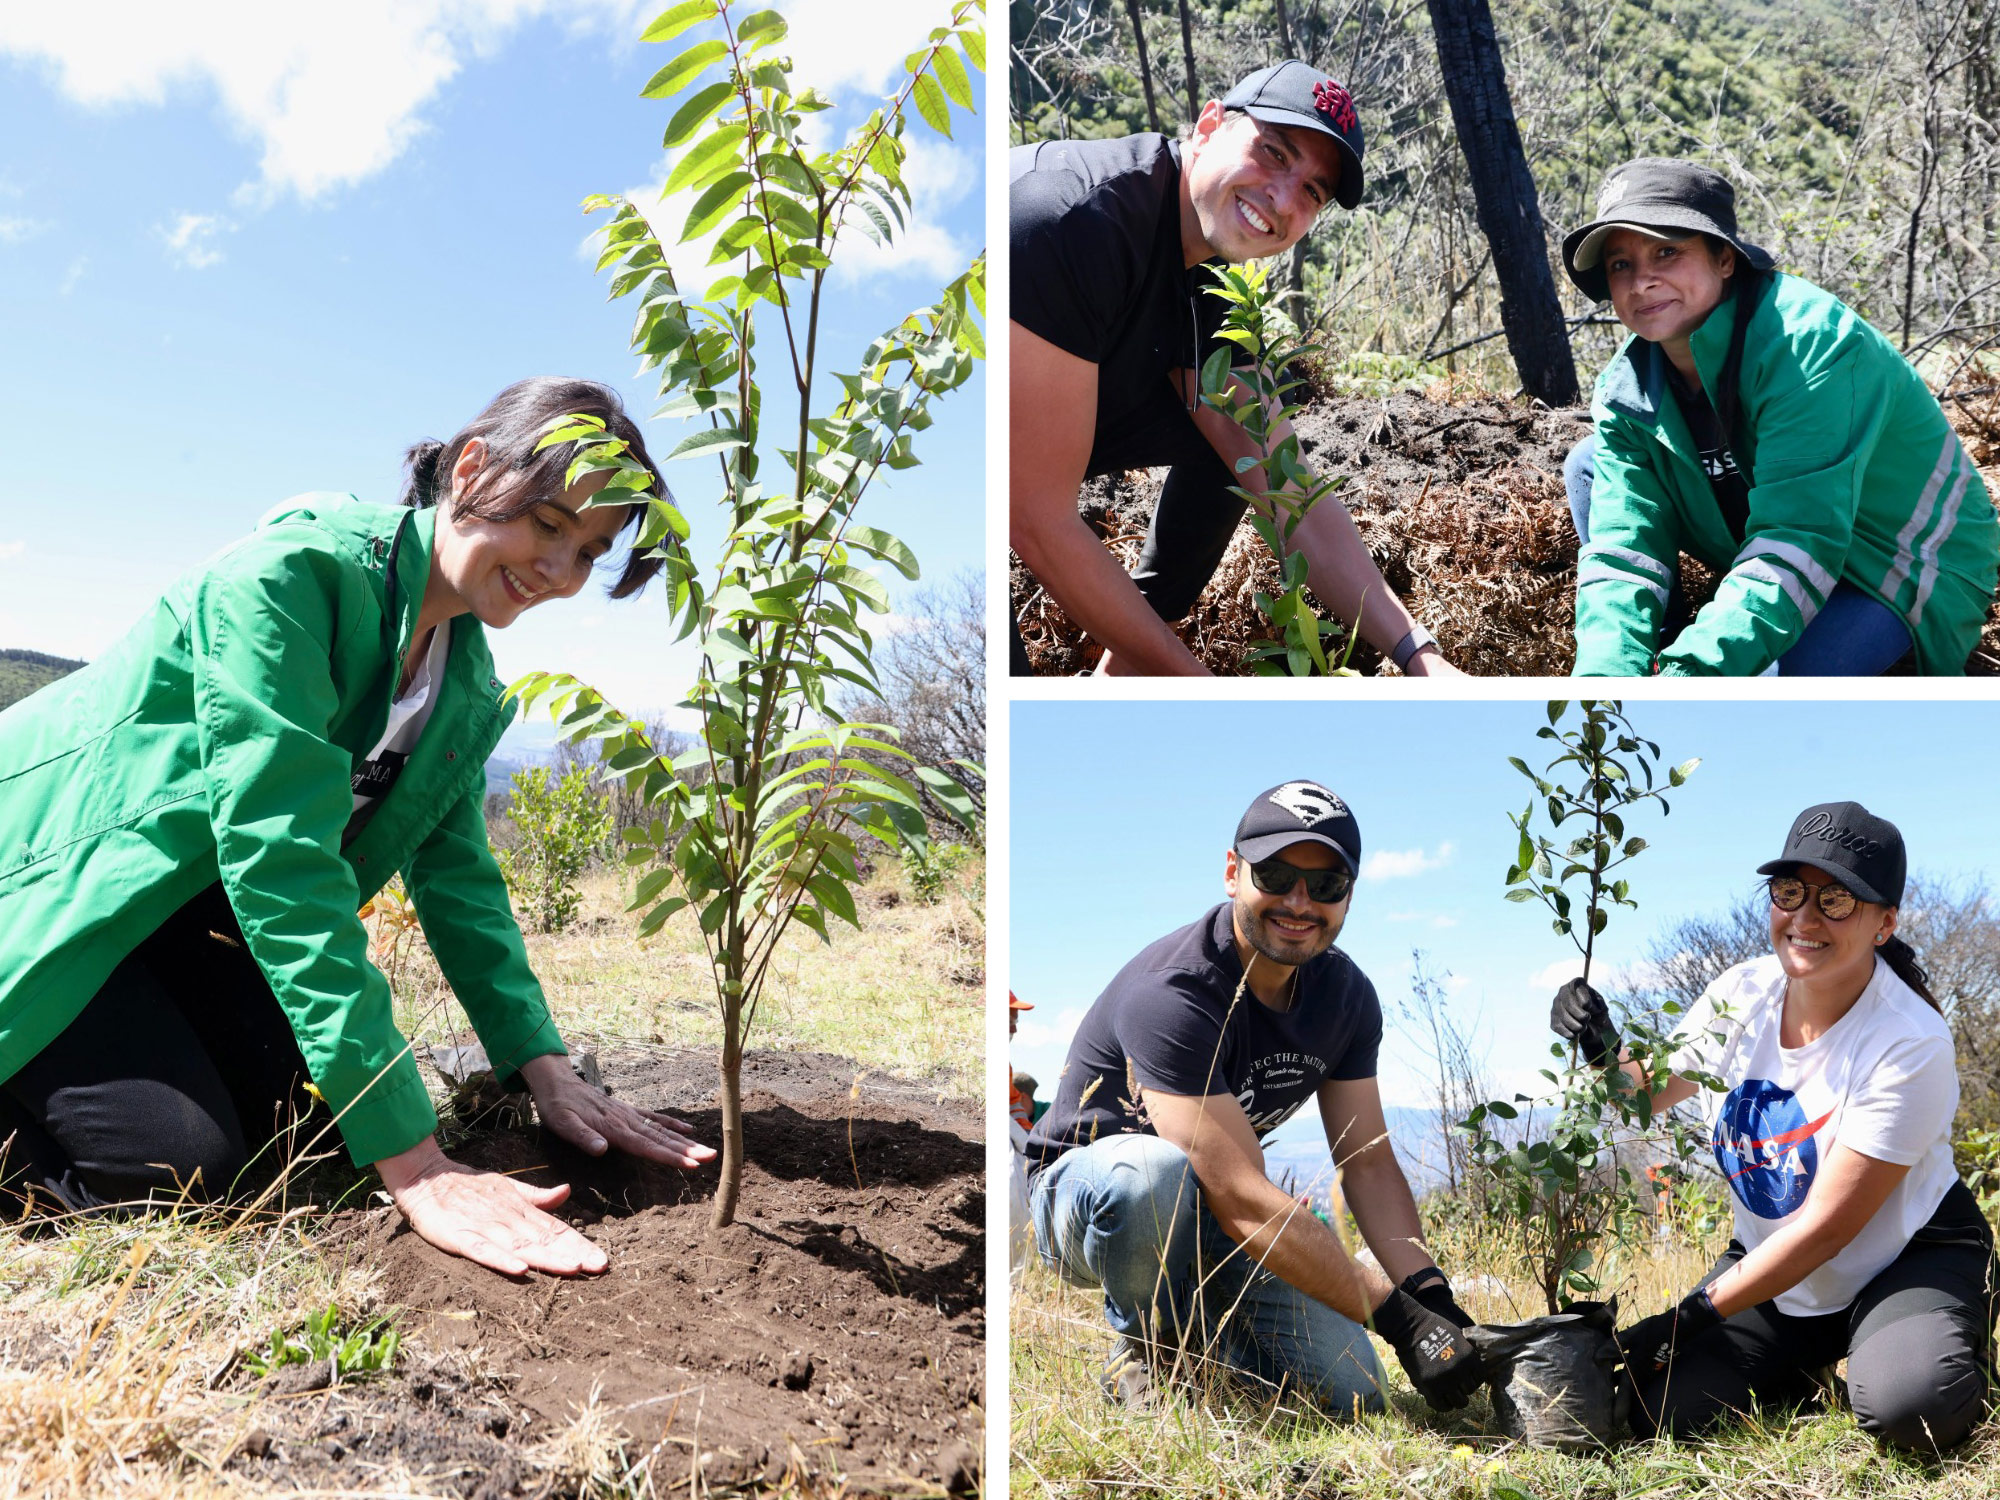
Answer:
[{"xmin": 1597, "ymin": 272, "xmax": 1774, "ymax": 425}]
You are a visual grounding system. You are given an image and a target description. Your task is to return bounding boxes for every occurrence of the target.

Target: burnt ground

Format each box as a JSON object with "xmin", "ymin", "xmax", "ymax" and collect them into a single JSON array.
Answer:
[
  {"xmin": 225, "ymin": 1048, "xmax": 983, "ymax": 1497},
  {"xmin": 1010, "ymin": 385, "xmax": 2000, "ymax": 676}
]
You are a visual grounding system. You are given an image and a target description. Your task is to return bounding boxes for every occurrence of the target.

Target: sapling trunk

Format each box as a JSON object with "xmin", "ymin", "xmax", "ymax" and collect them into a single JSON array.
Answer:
[{"xmin": 714, "ymin": 1008, "xmax": 745, "ymax": 1230}]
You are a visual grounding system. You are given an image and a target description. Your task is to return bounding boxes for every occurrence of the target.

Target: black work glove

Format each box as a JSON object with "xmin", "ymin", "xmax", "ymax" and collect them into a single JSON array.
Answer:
[
  {"xmin": 1371, "ymin": 1286, "xmax": 1485, "ymax": 1410},
  {"xmin": 1615, "ymin": 1286, "xmax": 1724, "ymax": 1379},
  {"xmin": 1400, "ymin": 1267, "xmax": 1474, "ymax": 1329},
  {"xmin": 1550, "ymin": 978, "xmax": 1622, "ymax": 1067}
]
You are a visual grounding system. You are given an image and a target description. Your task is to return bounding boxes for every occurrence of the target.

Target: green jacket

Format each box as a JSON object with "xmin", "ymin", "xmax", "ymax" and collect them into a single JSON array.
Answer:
[
  {"xmin": 0, "ymin": 497, "xmax": 564, "ymax": 1165},
  {"xmin": 1574, "ymin": 272, "xmax": 1998, "ymax": 675}
]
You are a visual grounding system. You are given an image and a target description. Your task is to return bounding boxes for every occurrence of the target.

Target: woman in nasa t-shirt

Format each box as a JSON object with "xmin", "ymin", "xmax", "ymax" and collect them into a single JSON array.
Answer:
[{"xmin": 1551, "ymin": 800, "xmax": 1997, "ymax": 1451}]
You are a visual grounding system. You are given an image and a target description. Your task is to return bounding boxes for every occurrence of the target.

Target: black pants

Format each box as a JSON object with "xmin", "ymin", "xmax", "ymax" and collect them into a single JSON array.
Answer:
[
  {"xmin": 0, "ymin": 883, "xmax": 324, "ymax": 1212},
  {"xmin": 1011, "ymin": 388, "xmax": 1242, "ymax": 674},
  {"xmin": 1634, "ymin": 1178, "xmax": 1999, "ymax": 1452}
]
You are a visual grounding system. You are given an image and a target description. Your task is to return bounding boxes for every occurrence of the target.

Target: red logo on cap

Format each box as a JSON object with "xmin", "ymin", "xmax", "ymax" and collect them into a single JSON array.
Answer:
[{"xmin": 1313, "ymin": 79, "xmax": 1356, "ymax": 133}]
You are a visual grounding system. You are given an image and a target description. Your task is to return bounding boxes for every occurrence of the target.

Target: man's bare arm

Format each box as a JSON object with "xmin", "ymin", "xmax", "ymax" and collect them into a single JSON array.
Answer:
[
  {"xmin": 1144, "ymin": 1086, "xmax": 1393, "ymax": 1323},
  {"xmin": 1186, "ymin": 370, "xmax": 1462, "ymax": 677},
  {"xmin": 1009, "ymin": 322, "xmax": 1209, "ymax": 676},
  {"xmin": 1320, "ymin": 1076, "xmax": 1435, "ymax": 1286}
]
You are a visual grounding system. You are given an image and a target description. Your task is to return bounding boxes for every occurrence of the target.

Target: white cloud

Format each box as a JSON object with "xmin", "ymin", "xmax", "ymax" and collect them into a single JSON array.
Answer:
[
  {"xmin": 1529, "ymin": 956, "xmax": 1586, "ymax": 990},
  {"xmin": 1014, "ymin": 1006, "xmax": 1086, "ymax": 1052},
  {"xmin": 0, "ymin": 541, "xmax": 25, "ymax": 560},
  {"xmin": 831, "ymin": 136, "xmax": 976, "ymax": 284},
  {"xmin": 0, "ymin": 2, "xmax": 648, "ymax": 203},
  {"xmin": 1442, "ymin": 973, "xmax": 1472, "ymax": 995},
  {"xmin": 1361, "ymin": 840, "xmax": 1455, "ymax": 880},
  {"xmin": 0, "ymin": 216, "xmax": 48, "ymax": 244},
  {"xmin": 1384, "ymin": 909, "xmax": 1461, "ymax": 928},
  {"xmin": 58, "ymin": 256, "xmax": 86, "ymax": 295},
  {"xmin": 161, "ymin": 213, "xmax": 230, "ymax": 269},
  {"xmin": 0, "ymin": 1, "xmax": 967, "ymax": 212}
]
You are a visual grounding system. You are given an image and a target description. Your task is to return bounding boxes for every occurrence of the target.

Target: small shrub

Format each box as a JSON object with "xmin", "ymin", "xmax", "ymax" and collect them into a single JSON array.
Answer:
[
  {"xmin": 244, "ymin": 1304, "xmax": 400, "ymax": 1382},
  {"xmin": 497, "ymin": 764, "xmax": 612, "ymax": 934},
  {"xmin": 902, "ymin": 839, "xmax": 969, "ymax": 904}
]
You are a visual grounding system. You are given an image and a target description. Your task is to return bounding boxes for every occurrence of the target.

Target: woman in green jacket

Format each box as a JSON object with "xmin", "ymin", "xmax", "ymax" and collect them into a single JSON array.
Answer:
[
  {"xmin": 1560, "ymin": 158, "xmax": 1998, "ymax": 676},
  {"xmin": 0, "ymin": 376, "xmax": 714, "ymax": 1277}
]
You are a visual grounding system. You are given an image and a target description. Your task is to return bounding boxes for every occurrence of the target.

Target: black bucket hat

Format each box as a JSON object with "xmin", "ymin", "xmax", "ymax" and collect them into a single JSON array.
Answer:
[
  {"xmin": 1562, "ymin": 158, "xmax": 1775, "ymax": 304},
  {"xmin": 1221, "ymin": 61, "xmax": 1365, "ymax": 210},
  {"xmin": 1755, "ymin": 801, "xmax": 1906, "ymax": 907}
]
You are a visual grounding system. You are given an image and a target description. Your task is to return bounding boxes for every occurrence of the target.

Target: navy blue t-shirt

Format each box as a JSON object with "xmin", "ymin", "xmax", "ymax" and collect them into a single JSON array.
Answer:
[{"xmin": 1024, "ymin": 903, "xmax": 1383, "ymax": 1176}]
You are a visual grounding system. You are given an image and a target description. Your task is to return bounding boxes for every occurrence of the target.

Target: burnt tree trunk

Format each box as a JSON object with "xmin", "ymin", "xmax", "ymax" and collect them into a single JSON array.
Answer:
[
  {"xmin": 1177, "ymin": 0, "xmax": 1200, "ymax": 127},
  {"xmin": 1124, "ymin": 0, "xmax": 1164, "ymax": 135},
  {"xmin": 1273, "ymin": 0, "xmax": 1295, "ymax": 54},
  {"xmin": 1425, "ymin": 0, "xmax": 1579, "ymax": 404}
]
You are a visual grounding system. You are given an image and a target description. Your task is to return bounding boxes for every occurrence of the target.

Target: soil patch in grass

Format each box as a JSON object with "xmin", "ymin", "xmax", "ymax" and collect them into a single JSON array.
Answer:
[
  {"xmin": 233, "ymin": 1048, "xmax": 983, "ymax": 1497},
  {"xmin": 1011, "ymin": 385, "xmax": 2000, "ymax": 676}
]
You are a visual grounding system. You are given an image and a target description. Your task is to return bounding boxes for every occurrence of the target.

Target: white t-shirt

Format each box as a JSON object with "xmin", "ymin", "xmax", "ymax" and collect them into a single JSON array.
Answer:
[
  {"xmin": 1669, "ymin": 953, "xmax": 1959, "ymax": 1316},
  {"xmin": 349, "ymin": 620, "xmax": 451, "ymax": 817}
]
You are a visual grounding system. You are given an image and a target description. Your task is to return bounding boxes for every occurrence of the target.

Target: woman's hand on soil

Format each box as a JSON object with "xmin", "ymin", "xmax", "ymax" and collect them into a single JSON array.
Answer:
[
  {"xmin": 520, "ymin": 1053, "xmax": 718, "ymax": 1170},
  {"xmin": 374, "ymin": 1136, "xmax": 606, "ymax": 1278}
]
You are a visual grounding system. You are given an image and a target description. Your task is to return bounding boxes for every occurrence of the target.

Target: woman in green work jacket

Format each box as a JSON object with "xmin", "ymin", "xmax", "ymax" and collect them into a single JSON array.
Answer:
[
  {"xmin": 1560, "ymin": 157, "xmax": 1998, "ymax": 676},
  {"xmin": 0, "ymin": 376, "xmax": 714, "ymax": 1277}
]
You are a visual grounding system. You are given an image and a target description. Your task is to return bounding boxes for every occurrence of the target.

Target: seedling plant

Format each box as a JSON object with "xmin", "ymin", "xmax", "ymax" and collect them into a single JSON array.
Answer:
[
  {"xmin": 509, "ymin": 0, "xmax": 985, "ymax": 1227},
  {"xmin": 1196, "ymin": 260, "xmax": 1360, "ymax": 677},
  {"xmin": 1462, "ymin": 700, "xmax": 1721, "ymax": 1314},
  {"xmin": 244, "ymin": 1304, "xmax": 400, "ymax": 1383}
]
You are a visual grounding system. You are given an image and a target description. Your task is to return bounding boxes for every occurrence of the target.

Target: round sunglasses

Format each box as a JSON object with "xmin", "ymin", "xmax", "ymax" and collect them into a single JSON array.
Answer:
[
  {"xmin": 1767, "ymin": 875, "xmax": 1859, "ymax": 921},
  {"xmin": 1244, "ymin": 854, "xmax": 1354, "ymax": 905}
]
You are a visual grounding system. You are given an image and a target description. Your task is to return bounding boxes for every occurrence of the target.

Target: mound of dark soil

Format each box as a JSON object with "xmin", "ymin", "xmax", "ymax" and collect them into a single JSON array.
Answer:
[
  {"xmin": 229, "ymin": 1048, "xmax": 982, "ymax": 1498},
  {"xmin": 1012, "ymin": 386, "xmax": 2000, "ymax": 676}
]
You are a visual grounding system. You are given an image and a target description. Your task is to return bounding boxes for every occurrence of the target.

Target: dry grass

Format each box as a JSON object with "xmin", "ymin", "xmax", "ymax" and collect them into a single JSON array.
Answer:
[
  {"xmin": 0, "ymin": 852, "xmax": 982, "ymax": 1496},
  {"xmin": 1011, "ymin": 1202, "xmax": 2000, "ymax": 1500}
]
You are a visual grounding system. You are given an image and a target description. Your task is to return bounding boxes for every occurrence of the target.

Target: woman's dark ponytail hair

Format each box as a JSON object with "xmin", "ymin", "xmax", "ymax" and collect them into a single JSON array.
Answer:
[
  {"xmin": 1879, "ymin": 932, "xmax": 1941, "ymax": 1012},
  {"xmin": 400, "ymin": 377, "xmax": 670, "ymax": 600}
]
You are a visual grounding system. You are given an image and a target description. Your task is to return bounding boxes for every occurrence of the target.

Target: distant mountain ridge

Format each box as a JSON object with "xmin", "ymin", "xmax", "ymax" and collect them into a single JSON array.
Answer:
[{"xmin": 0, "ymin": 649, "xmax": 85, "ymax": 712}]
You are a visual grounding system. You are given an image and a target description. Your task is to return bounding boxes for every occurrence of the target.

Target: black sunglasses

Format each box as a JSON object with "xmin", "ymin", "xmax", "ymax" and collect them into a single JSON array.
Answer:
[
  {"xmin": 1244, "ymin": 854, "xmax": 1354, "ymax": 905},
  {"xmin": 1767, "ymin": 875, "xmax": 1858, "ymax": 921}
]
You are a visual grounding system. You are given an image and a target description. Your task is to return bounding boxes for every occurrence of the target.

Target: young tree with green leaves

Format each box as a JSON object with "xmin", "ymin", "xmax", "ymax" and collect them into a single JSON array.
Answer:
[{"xmin": 511, "ymin": 0, "xmax": 985, "ymax": 1228}]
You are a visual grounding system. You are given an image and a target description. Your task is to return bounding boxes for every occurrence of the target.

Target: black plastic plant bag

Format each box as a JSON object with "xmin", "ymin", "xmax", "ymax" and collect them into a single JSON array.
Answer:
[{"xmin": 1465, "ymin": 1298, "xmax": 1624, "ymax": 1450}]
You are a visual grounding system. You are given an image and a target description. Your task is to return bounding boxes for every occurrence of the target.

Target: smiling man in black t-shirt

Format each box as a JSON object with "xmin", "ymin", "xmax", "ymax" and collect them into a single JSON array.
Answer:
[
  {"xmin": 1024, "ymin": 780, "xmax": 1486, "ymax": 1412},
  {"xmin": 1010, "ymin": 62, "xmax": 1460, "ymax": 678}
]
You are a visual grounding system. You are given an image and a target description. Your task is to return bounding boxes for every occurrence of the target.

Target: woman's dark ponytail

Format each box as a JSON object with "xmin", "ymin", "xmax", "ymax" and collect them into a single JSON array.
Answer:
[
  {"xmin": 399, "ymin": 439, "xmax": 448, "ymax": 509},
  {"xmin": 1880, "ymin": 933, "xmax": 1940, "ymax": 1011}
]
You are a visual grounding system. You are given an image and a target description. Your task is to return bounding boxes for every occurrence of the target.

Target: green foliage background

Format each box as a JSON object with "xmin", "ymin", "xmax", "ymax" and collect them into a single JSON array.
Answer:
[{"xmin": 0, "ymin": 649, "xmax": 84, "ymax": 713}]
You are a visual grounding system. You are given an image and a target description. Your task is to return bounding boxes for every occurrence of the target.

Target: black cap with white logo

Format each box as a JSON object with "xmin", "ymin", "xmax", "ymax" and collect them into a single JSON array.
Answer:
[
  {"xmin": 1234, "ymin": 780, "xmax": 1362, "ymax": 873},
  {"xmin": 1220, "ymin": 60, "xmax": 1366, "ymax": 210},
  {"xmin": 1755, "ymin": 801, "xmax": 1906, "ymax": 906}
]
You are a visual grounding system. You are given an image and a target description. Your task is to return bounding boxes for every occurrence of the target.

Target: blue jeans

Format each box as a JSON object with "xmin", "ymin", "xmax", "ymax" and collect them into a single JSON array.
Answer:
[
  {"xmin": 1029, "ymin": 1133, "xmax": 1388, "ymax": 1415},
  {"xmin": 1564, "ymin": 436, "xmax": 1913, "ymax": 676}
]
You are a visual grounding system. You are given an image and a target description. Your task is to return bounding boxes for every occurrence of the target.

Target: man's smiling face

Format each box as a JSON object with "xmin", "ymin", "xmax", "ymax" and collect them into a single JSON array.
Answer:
[
  {"xmin": 1180, "ymin": 105, "xmax": 1343, "ymax": 265},
  {"xmin": 1225, "ymin": 838, "xmax": 1351, "ymax": 970}
]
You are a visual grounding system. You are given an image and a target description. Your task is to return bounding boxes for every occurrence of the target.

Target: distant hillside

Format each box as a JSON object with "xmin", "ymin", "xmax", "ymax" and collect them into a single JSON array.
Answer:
[{"xmin": 0, "ymin": 649, "xmax": 85, "ymax": 712}]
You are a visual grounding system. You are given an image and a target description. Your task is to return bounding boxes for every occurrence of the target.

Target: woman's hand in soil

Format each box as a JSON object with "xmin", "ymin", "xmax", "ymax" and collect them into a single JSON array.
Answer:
[
  {"xmin": 375, "ymin": 1135, "xmax": 607, "ymax": 1278},
  {"xmin": 519, "ymin": 1053, "xmax": 718, "ymax": 1170}
]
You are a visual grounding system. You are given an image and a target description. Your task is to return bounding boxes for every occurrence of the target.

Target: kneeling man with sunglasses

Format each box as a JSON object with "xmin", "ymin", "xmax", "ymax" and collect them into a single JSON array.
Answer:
[{"xmin": 1022, "ymin": 780, "xmax": 1486, "ymax": 1413}]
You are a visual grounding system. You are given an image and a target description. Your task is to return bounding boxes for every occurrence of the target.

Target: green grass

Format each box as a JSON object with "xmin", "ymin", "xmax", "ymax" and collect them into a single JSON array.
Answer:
[{"xmin": 1011, "ymin": 1219, "xmax": 2000, "ymax": 1499}]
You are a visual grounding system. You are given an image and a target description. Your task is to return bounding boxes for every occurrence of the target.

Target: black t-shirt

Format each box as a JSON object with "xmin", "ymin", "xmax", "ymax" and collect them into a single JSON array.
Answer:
[
  {"xmin": 1009, "ymin": 134, "xmax": 1227, "ymax": 472},
  {"xmin": 1024, "ymin": 904, "xmax": 1383, "ymax": 1177},
  {"xmin": 1664, "ymin": 362, "xmax": 1751, "ymax": 542}
]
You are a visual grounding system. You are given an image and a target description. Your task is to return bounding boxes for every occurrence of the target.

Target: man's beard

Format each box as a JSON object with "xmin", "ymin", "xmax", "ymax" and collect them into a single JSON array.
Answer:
[{"xmin": 1233, "ymin": 895, "xmax": 1340, "ymax": 969}]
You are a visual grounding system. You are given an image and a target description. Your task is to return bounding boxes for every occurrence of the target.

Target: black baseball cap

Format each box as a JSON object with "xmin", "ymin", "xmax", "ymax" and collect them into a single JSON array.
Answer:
[
  {"xmin": 1220, "ymin": 61, "xmax": 1365, "ymax": 210},
  {"xmin": 1756, "ymin": 801, "xmax": 1906, "ymax": 907},
  {"xmin": 1234, "ymin": 780, "xmax": 1362, "ymax": 874},
  {"xmin": 1562, "ymin": 157, "xmax": 1775, "ymax": 303}
]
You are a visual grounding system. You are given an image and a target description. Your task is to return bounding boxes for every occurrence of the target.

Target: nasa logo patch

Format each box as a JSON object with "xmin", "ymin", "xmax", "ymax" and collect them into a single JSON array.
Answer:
[{"xmin": 1712, "ymin": 1079, "xmax": 1832, "ymax": 1219}]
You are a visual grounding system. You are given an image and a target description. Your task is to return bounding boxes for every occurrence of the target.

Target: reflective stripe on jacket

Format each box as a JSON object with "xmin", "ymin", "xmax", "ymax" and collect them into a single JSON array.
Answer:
[
  {"xmin": 1574, "ymin": 272, "xmax": 1998, "ymax": 676},
  {"xmin": 0, "ymin": 497, "xmax": 563, "ymax": 1165}
]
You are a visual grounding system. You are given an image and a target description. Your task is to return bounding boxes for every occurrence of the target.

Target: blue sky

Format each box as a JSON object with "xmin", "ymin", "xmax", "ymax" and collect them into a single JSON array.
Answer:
[
  {"xmin": 0, "ymin": 0, "xmax": 984, "ymax": 734},
  {"xmin": 1009, "ymin": 698, "xmax": 2000, "ymax": 1164}
]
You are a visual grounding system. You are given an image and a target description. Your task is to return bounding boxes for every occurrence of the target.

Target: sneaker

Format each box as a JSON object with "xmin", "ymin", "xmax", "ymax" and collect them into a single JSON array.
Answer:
[{"xmin": 1099, "ymin": 1334, "xmax": 1155, "ymax": 1409}]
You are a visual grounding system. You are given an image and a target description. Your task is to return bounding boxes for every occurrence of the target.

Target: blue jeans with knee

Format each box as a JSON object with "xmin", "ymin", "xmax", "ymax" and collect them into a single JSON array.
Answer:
[
  {"xmin": 1029, "ymin": 1132, "xmax": 1388, "ymax": 1415},
  {"xmin": 1564, "ymin": 435, "xmax": 1913, "ymax": 676}
]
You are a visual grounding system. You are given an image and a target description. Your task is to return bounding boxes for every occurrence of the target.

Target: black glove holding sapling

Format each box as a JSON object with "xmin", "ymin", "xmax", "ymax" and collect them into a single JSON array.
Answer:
[
  {"xmin": 1400, "ymin": 1266, "xmax": 1474, "ymax": 1329},
  {"xmin": 1549, "ymin": 978, "xmax": 1622, "ymax": 1067},
  {"xmin": 1615, "ymin": 1285, "xmax": 1724, "ymax": 1379},
  {"xmin": 1371, "ymin": 1285, "xmax": 1485, "ymax": 1410}
]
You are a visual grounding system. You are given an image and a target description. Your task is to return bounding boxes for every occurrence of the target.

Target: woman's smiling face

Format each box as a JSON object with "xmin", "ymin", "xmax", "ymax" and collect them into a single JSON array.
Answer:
[
  {"xmin": 1769, "ymin": 861, "xmax": 1895, "ymax": 997},
  {"xmin": 432, "ymin": 439, "xmax": 629, "ymax": 629},
  {"xmin": 1603, "ymin": 228, "xmax": 1735, "ymax": 347}
]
